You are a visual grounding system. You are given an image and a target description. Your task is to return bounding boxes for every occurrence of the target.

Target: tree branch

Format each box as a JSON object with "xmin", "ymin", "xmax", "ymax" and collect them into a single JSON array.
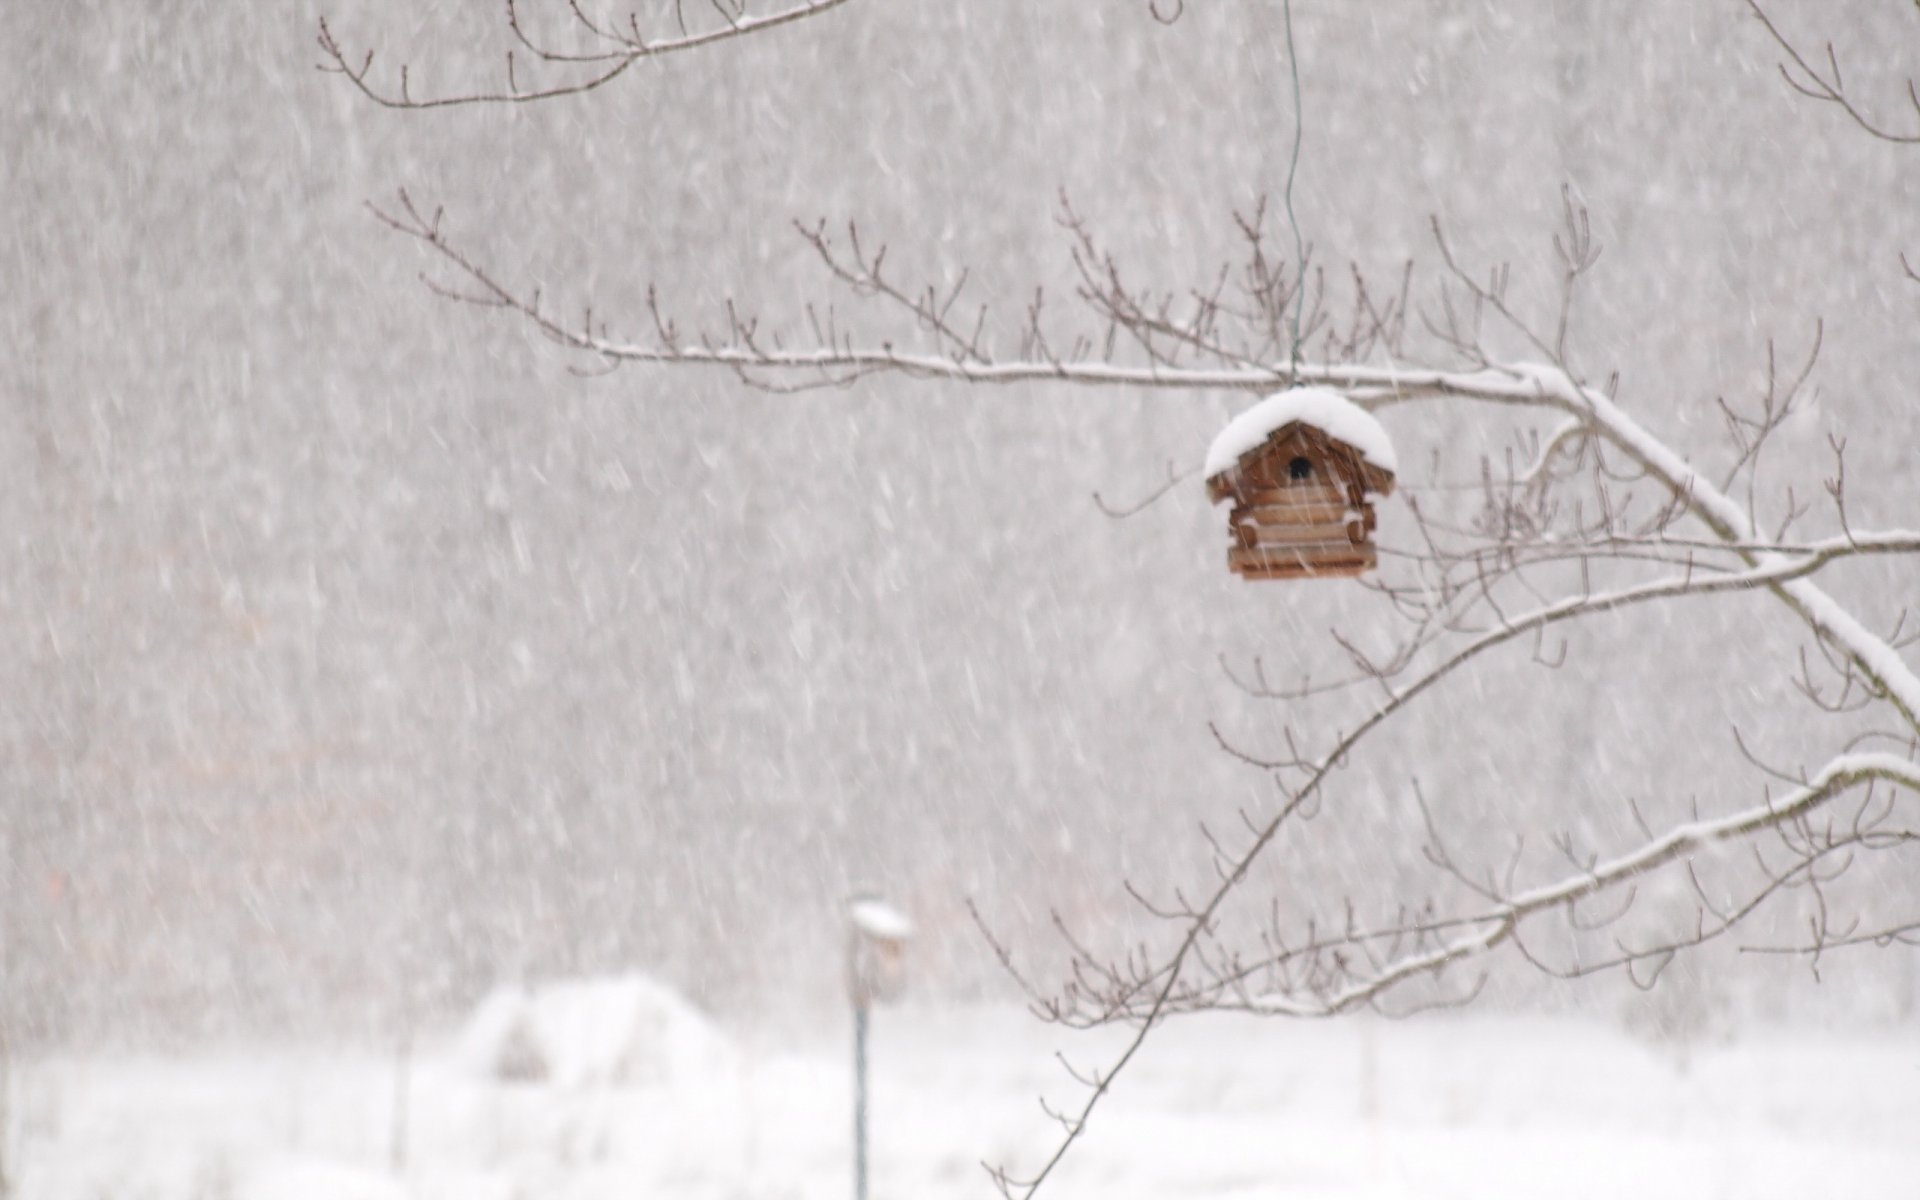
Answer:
[
  {"xmin": 317, "ymin": 0, "xmax": 855, "ymax": 110},
  {"xmin": 1744, "ymin": 0, "xmax": 1920, "ymax": 144}
]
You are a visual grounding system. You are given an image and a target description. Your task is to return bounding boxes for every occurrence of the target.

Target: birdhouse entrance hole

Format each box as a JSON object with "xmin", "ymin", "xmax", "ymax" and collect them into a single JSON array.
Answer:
[{"xmin": 1288, "ymin": 455, "xmax": 1313, "ymax": 481}]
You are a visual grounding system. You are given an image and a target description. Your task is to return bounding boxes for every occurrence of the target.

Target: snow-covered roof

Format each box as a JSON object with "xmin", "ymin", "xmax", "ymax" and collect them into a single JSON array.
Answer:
[
  {"xmin": 1204, "ymin": 387, "xmax": 1397, "ymax": 480},
  {"xmin": 850, "ymin": 897, "xmax": 913, "ymax": 941}
]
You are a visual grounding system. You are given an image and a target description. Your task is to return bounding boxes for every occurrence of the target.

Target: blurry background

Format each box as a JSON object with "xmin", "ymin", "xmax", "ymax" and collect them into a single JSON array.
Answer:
[{"xmin": 4, "ymin": 1, "xmax": 1917, "ymax": 1048}]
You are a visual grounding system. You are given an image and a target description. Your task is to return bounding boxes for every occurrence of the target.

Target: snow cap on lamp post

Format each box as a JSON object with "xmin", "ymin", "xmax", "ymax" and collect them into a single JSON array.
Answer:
[{"xmin": 847, "ymin": 892, "xmax": 913, "ymax": 1006}]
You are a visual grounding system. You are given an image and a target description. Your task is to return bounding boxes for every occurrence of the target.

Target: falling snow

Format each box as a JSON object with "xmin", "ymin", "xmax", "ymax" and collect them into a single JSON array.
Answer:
[{"xmin": 4, "ymin": 2, "xmax": 1918, "ymax": 1197}]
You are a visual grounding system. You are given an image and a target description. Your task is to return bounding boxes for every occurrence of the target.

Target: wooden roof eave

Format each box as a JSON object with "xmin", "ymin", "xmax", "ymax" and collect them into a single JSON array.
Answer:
[{"xmin": 1355, "ymin": 458, "xmax": 1395, "ymax": 498}]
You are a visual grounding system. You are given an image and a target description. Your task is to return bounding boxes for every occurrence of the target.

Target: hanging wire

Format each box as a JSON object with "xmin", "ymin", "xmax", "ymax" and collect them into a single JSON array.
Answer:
[{"xmin": 1279, "ymin": 0, "xmax": 1307, "ymax": 383}]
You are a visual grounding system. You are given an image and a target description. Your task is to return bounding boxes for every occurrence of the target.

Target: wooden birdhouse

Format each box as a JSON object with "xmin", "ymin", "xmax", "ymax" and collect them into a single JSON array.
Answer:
[{"xmin": 1204, "ymin": 388, "xmax": 1397, "ymax": 580}]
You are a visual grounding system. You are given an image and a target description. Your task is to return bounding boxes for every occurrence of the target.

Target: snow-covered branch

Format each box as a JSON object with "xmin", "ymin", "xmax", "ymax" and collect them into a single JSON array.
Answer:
[
  {"xmin": 1253, "ymin": 753, "xmax": 1920, "ymax": 1017},
  {"xmin": 1041, "ymin": 551, "xmax": 1915, "ymax": 1017},
  {"xmin": 1497, "ymin": 363, "xmax": 1920, "ymax": 733}
]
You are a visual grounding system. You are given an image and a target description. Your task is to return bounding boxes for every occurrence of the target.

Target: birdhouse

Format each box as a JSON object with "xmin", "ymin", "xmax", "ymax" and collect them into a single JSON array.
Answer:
[
  {"xmin": 1204, "ymin": 387, "xmax": 1397, "ymax": 580},
  {"xmin": 846, "ymin": 895, "xmax": 913, "ymax": 1007}
]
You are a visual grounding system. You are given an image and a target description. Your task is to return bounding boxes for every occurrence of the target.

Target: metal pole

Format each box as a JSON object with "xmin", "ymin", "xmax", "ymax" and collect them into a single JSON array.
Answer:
[
  {"xmin": 853, "ymin": 1000, "xmax": 870, "ymax": 1200},
  {"xmin": 390, "ymin": 1029, "xmax": 412, "ymax": 1174}
]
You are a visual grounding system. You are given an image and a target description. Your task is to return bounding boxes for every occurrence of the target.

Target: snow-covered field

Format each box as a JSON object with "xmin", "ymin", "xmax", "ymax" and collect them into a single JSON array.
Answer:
[{"xmin": 13, "ymin": 986, "xmax": 1920, "ymax": 1200}]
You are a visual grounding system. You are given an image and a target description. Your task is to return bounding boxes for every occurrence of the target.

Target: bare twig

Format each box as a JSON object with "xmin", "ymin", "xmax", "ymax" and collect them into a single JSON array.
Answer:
[{"xmin": 318, "ymin": 0, "xmax": 855, "ymax": 109}]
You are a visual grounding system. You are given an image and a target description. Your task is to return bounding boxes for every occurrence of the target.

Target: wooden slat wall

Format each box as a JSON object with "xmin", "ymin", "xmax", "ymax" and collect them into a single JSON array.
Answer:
[
  {"xmin": 1228, "ymin": 544, "xmax": 1375, "ymax": 579},
  {"xmin": 1241, "ymin": 500, "xmax": 1352, "ymax": 525},
  {"xmin": 1241, "ymin": 484, "xmax": 1349, "ymax": 509},
  {"xmin": 1232, "ymin": 521, "xmax": 1361, "ymax": 548}
]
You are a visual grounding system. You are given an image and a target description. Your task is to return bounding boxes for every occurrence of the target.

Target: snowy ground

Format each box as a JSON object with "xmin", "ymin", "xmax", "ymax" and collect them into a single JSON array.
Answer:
[{"xmin": 13, "ymin": 999, "xmax": 1920, "ymax": 1200}]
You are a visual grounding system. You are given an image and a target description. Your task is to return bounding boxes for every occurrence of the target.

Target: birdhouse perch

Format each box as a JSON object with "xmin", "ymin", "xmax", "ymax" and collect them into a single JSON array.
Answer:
[{"xmin": 1204, "ymin": 388, "xmax": 1397, "ymax": 581}]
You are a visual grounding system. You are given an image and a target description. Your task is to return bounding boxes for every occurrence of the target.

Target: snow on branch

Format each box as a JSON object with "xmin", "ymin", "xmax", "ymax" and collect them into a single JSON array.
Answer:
[
  {"xmin": 1044, "ymin": 542, "xmax": 1914, "ymax": 972},
  {"xmin": 1495, "ymin": 362, "xmax": 1920, "ymax": 731},
  {"xmin": 1252, "ymin": 753, "xmax": 1920, "ymax": 1017}
]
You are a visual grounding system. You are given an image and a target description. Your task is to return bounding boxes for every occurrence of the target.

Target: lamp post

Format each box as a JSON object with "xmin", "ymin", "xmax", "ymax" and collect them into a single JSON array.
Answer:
[{"xmin": 846, "ymin": 893, "xmax": 912, "ymax": 1200}]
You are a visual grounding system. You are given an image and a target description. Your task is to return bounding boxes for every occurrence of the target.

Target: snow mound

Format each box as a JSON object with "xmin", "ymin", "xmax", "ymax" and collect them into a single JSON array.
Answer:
[
  {"xmin": 241, "ymin": 1158, "xmax": 410, "ymax": 1200},
  {"xmin": 451, "ymin": 973, "xmax": 733, "ymax": 1088},
  {"xmin": 1204, "ymin": 387, "xmax": 1397, "ymax": 479}
]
